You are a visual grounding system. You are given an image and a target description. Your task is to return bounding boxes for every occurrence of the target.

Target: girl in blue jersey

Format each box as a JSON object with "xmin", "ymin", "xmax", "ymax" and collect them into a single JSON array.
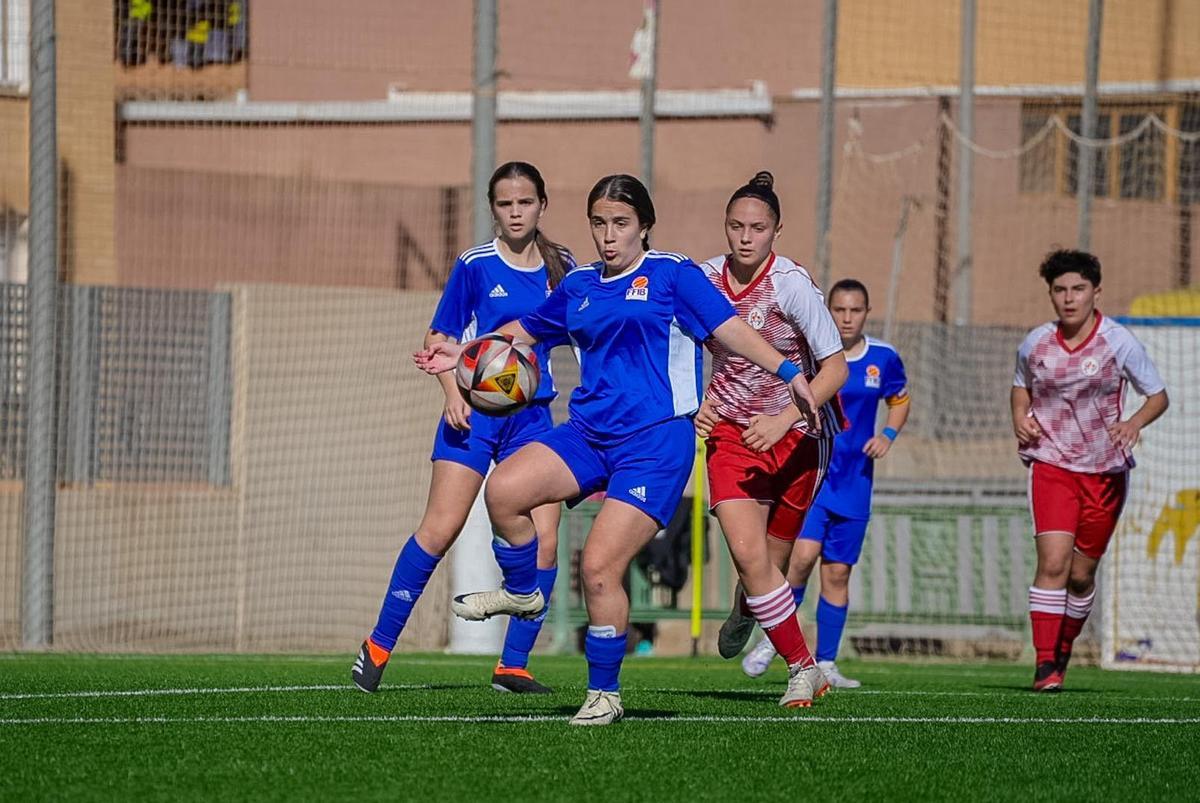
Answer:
[
  {"xmin": 352, "ymin": 162, "xmax": 571, "ymax": 696},
  {"xmin": 741, "ymin": 279, "xmax": 910, "ymax": 687},
  {"xmin": 416, "ymin": 174, "xmax": 823, "ymax": 726}
]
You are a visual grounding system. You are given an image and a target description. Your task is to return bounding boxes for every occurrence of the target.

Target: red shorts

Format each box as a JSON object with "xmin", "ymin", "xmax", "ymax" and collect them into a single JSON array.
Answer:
[
  {"xmin": 705, "ymin": 419, "xmax": 829, "ymax": 541},
  {"xmin": 1029, "ymin": 460, "xmax": 1128, "ymax": 559}
]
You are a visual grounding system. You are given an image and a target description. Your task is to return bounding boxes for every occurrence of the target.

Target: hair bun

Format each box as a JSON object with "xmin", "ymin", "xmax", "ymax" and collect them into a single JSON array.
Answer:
[{"xmin": 750, "ymin": 171, "xmax": 775, "ymax": 189}]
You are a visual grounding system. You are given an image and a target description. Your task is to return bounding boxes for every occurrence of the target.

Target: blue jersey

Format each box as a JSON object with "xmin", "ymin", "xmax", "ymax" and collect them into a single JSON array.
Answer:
[
  {"xmin": 520, "ymin": 251, "xmax": 736, "ymax": 440},
  {"xmin": 430, "ymin": 240, "xmax": 572, "ymax": 403},
  {"xmin": 815, "ymin": 337, "xmax": 908, "ymax": 519}
]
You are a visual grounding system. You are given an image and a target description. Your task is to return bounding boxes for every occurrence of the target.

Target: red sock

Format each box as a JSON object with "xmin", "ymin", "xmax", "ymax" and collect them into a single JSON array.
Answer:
[
  {"xmin": 1029, "ymin": 587, "xmax": 1067, "ymax": 665},
  {"xmin": 764, "ymin": 614, "xmax": 814, "ymax": 668},
  {"xmin": 746, "ymin": 583, "xmax": 814, "ymax": 668},
  {"xmin": 1058, "ymin": 589, "xmax": 1096, "ymax": 662}
]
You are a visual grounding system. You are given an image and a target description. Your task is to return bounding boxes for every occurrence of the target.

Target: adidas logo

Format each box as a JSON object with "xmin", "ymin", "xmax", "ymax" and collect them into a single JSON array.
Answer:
[
  {"xmin": 629, "ymin": 486, "xmax": 647, "ymax": 503},
  {"xmin": 489, "ymin": 284, "xmax": 508, "ymax": 298},
  {"xmin": 390, "ymin": 589, "xmax": 413, "ymax": 602},
  {"xmin": 577, "ymin": 297, "xmax": 590, "ymax": 311}
]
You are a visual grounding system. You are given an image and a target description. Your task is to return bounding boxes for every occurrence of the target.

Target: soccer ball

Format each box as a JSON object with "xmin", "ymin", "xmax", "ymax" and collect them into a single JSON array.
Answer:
[{"xmin": 454, "ymin": 333, "xmax": 540, "ymax": 416}]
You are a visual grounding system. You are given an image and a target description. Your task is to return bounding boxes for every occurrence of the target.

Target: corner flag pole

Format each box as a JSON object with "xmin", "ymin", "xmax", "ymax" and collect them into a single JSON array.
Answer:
[{"xmin": 690, "ymin": 437, "xmax": 705, "ymax": 656}]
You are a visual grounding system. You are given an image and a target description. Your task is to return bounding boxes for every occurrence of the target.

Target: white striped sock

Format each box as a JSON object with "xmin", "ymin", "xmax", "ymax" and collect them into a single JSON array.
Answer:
[
  {"xmin": 1065, "ymin": 589, "xmax": 1095, "ymax": 620},
  {"xmin": 746, "ymin": 583, "xmax": 796, "ymax": 630},
  {"xmin": 1029, "ymin": 586, "xmax": 1067, "ymax": 615}
]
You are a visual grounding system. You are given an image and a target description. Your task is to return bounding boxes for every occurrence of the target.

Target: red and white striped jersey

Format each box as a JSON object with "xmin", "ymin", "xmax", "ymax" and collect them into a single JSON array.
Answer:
[
  {"xmin": 700, "ymin": 253, "xmax": 843, "ymax": 437},
  {"xmin": 1013, "ymin": 312, "xmax": 1165, "ymax": 474}
]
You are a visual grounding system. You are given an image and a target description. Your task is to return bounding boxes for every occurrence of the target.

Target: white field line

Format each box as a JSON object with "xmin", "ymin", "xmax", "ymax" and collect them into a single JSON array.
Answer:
[
  {"xmin": 1, "ymin": 714, "xmax": 1199, "ymax": 726},
  {"xmin": 4, "ymin": 684, "xmax": 1200, "ymax": 704},
  {"xmin": 0, "ymin": 684, "xmax": 428, "ymax": 701}
]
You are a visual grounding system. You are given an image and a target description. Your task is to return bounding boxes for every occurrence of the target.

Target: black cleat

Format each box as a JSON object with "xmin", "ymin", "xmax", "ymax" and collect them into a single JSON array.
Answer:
[
  {"xmin": 491, "ymin": 665, "xmax": 553, "ymax": 694},
  {"xmin": 351, "ymin": 640, "xmax": 388, "ymax": 693}
]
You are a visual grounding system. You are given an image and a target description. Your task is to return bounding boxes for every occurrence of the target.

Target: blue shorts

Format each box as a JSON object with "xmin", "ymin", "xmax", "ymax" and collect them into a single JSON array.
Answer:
[
  {"xmin": 798, "ymin": 501, "xmax": 870, "ymax": 565},
  {"xmin": 431, "ymin": 401, "xmax": 554, "ymax": 477},
  {"xmin": 536, "ymin": 416, "xmax": 695, "ymax": 528}
]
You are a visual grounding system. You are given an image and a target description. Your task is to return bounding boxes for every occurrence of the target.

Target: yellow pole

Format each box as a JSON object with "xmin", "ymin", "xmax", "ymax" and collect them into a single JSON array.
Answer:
[{"xmin": 690, "ymin": 436, "xmax": 705, "ymax": 656}]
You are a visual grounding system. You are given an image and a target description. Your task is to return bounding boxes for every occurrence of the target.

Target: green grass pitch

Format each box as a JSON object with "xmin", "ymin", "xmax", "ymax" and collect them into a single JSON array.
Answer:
[{"xmin": 1, "ymin": 652, "xmax": 1198, "ymax": 801}]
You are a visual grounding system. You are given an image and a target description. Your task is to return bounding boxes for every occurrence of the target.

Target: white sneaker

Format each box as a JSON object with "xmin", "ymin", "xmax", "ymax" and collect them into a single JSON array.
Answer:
[
  {"xmin": 717, "ymin": 583, "xmax": 756, "ymax": 659},
  {"xmin": 779, "ymin": 662, "xmax": 830, "ymax": 708},
  {"xmin": 741, "ymin": 637, "xmax": 777, "ymax": 678},
  {"xmin": 817, "ymin": 660, "xmax": 862, "ymax": 689},
  {"xmin": 450, "ymin": 588, "xmax": 544, "ymax": 621},
  {"xmin": 569, "ymin": 689, "xmax": 624, "ymax": 726}
]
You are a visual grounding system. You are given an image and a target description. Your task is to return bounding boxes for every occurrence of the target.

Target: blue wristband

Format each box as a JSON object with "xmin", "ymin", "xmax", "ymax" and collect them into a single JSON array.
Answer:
[
  {"xmin": 775, "ymin": 360, "xmax": 800, "ymax": 383},
  {"xmin": 882, "ymin": 427, "xmax": 898, "ymax": 441}
]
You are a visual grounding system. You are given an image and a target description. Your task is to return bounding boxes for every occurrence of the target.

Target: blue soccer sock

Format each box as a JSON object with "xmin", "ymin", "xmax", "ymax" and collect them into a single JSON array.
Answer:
[
  {"xmin": 499, "ymin": 567, "xmax": 558, "ymax": 669},
  {"xmin": 370, "ymin": 537, "xmax": 441, "ymax": 652},
  {"xmin": 815, "ymin": 596, "xmax": 849, "ymax": 663},
  {"xmin": 491, "ymin": 536, "xmax": 540, "ymax": 596},
  {"xmin": 585, "ymin": 626, "xmax": 627, "ymax": 692},
  {"xmin": 792, "ymin": 585, "xmax": 807, "ymax": 607}
]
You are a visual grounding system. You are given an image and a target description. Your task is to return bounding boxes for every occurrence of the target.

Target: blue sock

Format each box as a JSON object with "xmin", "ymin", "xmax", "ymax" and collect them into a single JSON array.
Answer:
[
  {"xmin": 499, "ymin": 567, "xmax": 558, "ymax": 669},
  {"xmin": 492, "ymin": 536, "xmax": 539, "ymax": 596},
  {"xmin": 370, "ymin": 537, "xmax": 441, "ymax": 651},
  {"xmin": 584, "ymin": 627, "xmax": 627, "ymax": 692},
  {"xmin": 792, "ymin": 585, "xmax": 807, "ymax": 607},
  {"xmin": 815, "ymin": 596, "xmax": 849, "ymax": 662}
]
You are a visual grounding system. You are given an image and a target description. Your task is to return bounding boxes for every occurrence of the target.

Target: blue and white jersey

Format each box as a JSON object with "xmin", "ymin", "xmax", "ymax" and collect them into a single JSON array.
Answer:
[
  {"xmin": 815, "ymin": 337, "xmax": 908, "ymax": 519},
  {"xmin": 430, "ymin": 239, "xmax": 573, "ymax": 403},
  {"xmin": 520, "ymin": 250, "xmax": 736, "ymax": 440}
]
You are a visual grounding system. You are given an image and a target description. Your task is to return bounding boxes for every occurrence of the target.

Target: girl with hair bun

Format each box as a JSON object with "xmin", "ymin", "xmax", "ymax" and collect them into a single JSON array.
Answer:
[{"xmin": 694, "ymin": 170, "xmax": 849, "ymax": 705}]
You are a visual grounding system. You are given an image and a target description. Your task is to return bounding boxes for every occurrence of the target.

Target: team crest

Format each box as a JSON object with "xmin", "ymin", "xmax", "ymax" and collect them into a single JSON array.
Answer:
[
  {"xmin": 748, "ymin": 306, "xmax": 767, "ymax": 330},
  {"xmin": 1080, "ymin": 356, "xmax": 1100, "ymax": 376},
  {"xmin": 626, "ymin": 275, "xmax": 649, "ymax": 301},
  {"xmin": 865, "ymin": 364, "xmax": 881, "ymax": 388}
]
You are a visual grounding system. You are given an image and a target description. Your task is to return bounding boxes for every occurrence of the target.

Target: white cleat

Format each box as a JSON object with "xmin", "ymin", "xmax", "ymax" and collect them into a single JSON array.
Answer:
[
  {"xmin": 569, "ymin": 689, "xmax": 624, "ymax": 726},
  {"xmin": 818, "ymin": 660, "xmax": 862, "ymax": 689},
  {"xmin": 450, "ymin": 588, "xmax": 544, "ymax": 622},
  {"xmin": 741, "ymin": 637, "xmax": 777, "ymax": 678},
  {"xmin": 779, "ymin": 662, "xmax": 830, "ymax": 708},
  {"xmin": 717, "ymin": 583, "xmax": 756, "ymax": 659}
]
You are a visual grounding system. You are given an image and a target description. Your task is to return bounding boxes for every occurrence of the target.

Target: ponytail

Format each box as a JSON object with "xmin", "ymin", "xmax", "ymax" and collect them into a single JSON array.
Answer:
[{"xmin": 534, "ymin": 228, "xmax": 568, "ymax": 288}]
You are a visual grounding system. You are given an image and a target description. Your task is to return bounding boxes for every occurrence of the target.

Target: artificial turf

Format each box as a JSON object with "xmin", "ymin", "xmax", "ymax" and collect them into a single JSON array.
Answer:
[{"xmin": 1, "ymin": 652, "xmax": 1197, "ymax": 801}]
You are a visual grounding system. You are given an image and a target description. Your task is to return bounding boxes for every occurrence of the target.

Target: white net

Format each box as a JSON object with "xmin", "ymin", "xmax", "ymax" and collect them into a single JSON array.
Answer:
[{"xmin": 0, "ymin": 2, "xmax": 1196, "ymax": 661}]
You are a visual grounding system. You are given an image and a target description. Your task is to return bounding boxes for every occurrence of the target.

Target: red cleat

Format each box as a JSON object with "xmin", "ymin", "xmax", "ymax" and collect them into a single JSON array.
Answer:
[{"xmin": 1033, "ymin": 661, "xmax": 1064, "ymax": 693}]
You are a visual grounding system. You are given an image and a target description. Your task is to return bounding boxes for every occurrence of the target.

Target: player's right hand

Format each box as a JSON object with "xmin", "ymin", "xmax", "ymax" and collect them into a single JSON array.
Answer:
[
  {"xmin": 787, "ymin": 374, "xmax": 821, "ymax": 433},
  {"xmin": 694, "ymin": 398, "xmax": 719, "ymax": 437},
  {"xmin": 443, "ymin": 392, "xmax": 472, "ymax": 431},
  {"xmin": 1013, "ymin": 413, "xmax": 1042, "ymax": 445},
  {"xmin": 414, "ymin": 341, "xmax": 462, "ymax": 375}
]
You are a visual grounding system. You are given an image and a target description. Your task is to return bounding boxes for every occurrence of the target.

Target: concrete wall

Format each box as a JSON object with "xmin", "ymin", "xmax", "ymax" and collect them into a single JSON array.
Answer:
[{"xmin": 0, "ymin": 285, "xmax": 453, "ymax": 653}]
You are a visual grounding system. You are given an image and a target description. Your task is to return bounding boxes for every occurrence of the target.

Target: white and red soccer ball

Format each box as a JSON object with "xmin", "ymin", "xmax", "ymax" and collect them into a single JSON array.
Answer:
[{"xmin": 454, "ymin": 333, "xmax": 540, "ymax": 416}]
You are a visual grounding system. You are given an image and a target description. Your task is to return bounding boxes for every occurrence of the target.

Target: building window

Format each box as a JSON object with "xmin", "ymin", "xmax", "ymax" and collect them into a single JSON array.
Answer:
[
  {"xmin": 115, "ymin": 1, "xmax": 247, "ymax": 70},
  {"xmin": 1020, "ymin": 100, "xmax": 1197, "ymax": 205},
  {"xmin": 1, "ymin": 0, "xmax": 29, "ymax": 90}
]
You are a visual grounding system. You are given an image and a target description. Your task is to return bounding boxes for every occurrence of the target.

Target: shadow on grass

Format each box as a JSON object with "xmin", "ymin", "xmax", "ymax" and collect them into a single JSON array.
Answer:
[
  {"xmin": 553, "ymin": 705, "xmax": 681, "ymax": 718},
  {"xmin": 978, "ymin": 683, "xmax": 1104, "ymax": 695}
]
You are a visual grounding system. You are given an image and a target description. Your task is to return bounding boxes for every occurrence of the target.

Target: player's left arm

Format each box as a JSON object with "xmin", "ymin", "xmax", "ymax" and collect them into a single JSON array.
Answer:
[
  {"xmin": 1107, "ymin": 329, "xmax": 1169, "ymax": 450},
  {"xmin": 1108, "ymin": 391, "xmax": 1168, "ymax": 450},
  {"xmin": 864, "ymin": 351, "xmax": 911, "ymax": 459}
]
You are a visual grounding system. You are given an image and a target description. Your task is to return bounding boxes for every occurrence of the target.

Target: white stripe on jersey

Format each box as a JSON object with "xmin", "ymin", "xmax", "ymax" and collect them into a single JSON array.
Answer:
[
  {"xmin": 667, "ymin": 317, "xmax": 700, "ymax": 416},
  {"xmin": 460, "ymin": 242, "xmax": 496, "ymax": 263}
]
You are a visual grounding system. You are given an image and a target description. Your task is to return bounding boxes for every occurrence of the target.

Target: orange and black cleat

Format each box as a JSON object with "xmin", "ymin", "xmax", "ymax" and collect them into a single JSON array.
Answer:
[
  {"xmin": 491, "ymin": 663, "xmax": 553, "ymax": 694},
  {"xmin": 351, "ymin": 639, "xmax": 389, "ymax": 693}
]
